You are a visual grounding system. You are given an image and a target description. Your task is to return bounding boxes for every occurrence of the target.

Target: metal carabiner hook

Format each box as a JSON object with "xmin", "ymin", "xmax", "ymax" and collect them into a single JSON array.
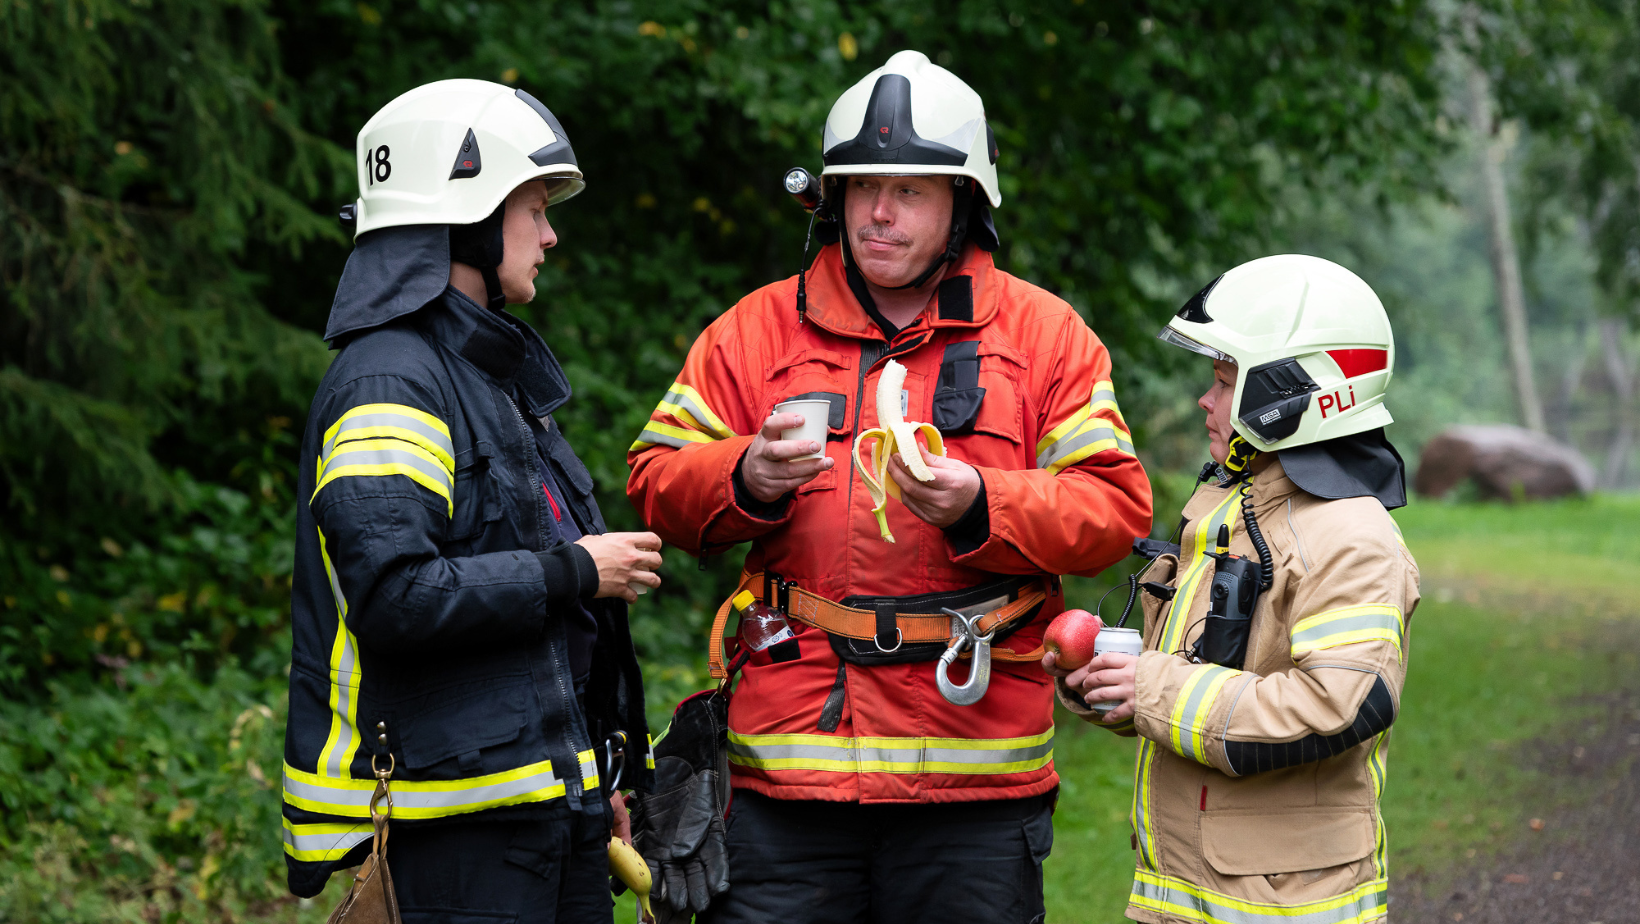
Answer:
[{"xmin": 935, "ymin": 608, "xmax": 994, "ymax": 706}]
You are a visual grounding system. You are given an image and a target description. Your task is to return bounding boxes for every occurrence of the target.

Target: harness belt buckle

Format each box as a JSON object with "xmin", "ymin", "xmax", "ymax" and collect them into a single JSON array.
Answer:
[{"xmin": 935, "ymin": 607, "xmax": 994, "ymax": 706}]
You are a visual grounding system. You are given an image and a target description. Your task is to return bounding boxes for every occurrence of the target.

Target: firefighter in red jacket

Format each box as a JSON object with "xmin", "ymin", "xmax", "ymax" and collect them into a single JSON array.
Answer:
[{"xmin": 626, "ymin": 51, "xmax": 1152, "ymax": 924}]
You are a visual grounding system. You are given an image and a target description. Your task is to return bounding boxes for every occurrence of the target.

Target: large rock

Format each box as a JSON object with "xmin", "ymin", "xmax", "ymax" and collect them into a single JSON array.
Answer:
[{"xmin": 1415, "ymin": 424, "xmax": 1596, "ymax": 501}]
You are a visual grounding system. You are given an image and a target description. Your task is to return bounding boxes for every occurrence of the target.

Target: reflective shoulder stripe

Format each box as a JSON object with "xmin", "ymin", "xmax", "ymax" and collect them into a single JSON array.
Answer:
[
  {"xmin": 1036, "ymin": 379, "xmax": 1134, "ymax": 474},
  {"xmin": 632, "ymin": 382, "xmax": 740, "ymax": 451},
  {"xmin": 282, "ymin": 818, "xmax": 373, "ymax": 863},
  {"xmin": 726, "ymin": 729, "xmax": 1052, "ymax": 776},
  {"xmin": 658, "ymin": 384, "xmax": 736, "ymax": 440},
  {"xmin": 314, "ymin": 438, "xmax": 454, "ymax": 516},
  {"xmin": 322, "ymin": 403, "xmax": 454, "ymax": 473},
  {"xmin": 629, "ymin": 421, "xmax": 715, "ymax": 452},
  {"xmin": 1130, "ymin": 870, "xmax": 1388, "ymax": 924},
  {"xmin": 1166, "ymin": 665, "xmax": 1241, "ymax": 765},
  {"xmin": 282, "ymin": 749, "xmax": 594, "ymax": 820},
  {"xmin": 1290, "ymin": 604, "xmax": 1405, "ymax": 662}
]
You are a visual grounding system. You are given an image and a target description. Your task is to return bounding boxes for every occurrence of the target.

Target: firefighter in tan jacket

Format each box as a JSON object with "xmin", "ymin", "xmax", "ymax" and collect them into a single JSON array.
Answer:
[{"xmin": 1048, "ymin": 254, "xmax": 1418, "ymax": 924}]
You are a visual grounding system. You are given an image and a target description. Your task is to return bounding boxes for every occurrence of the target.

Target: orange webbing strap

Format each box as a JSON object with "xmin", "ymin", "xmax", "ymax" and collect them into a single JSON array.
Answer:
[{"xmin": 708, "ymin": 573, "xmax": 1050, "ymax": 679}]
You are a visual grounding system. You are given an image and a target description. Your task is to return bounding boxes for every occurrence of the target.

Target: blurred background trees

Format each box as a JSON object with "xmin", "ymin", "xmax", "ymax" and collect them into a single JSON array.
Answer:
[{"xmin": 0, "ymin": 0, "xmax": 1635, "ymax": 918}]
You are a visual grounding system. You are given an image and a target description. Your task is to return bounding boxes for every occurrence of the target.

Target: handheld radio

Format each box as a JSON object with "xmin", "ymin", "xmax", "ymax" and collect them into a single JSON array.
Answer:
[{"xmin": 1191, "ymin": 523, "xmax": 1264, "ymax": 670}]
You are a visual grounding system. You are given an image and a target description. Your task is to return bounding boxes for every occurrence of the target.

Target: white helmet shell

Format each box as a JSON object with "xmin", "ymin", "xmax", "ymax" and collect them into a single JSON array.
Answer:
[
  {"xmin": 821, "ymin": 50, "xmax": 1001, "ymax": 208},
  {"xmin": 1160, "ymin": 254, "xmax": 1396, "ymax": 451},
  {"xmin": 351, "ymin": 79, "xmax": 584, "ymax": 237}
]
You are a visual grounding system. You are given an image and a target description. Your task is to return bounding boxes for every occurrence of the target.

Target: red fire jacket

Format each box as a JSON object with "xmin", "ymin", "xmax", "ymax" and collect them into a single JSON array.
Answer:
[{"xmin": 627, "ymin": 242, "xmax": 1152, "ymax": 803}]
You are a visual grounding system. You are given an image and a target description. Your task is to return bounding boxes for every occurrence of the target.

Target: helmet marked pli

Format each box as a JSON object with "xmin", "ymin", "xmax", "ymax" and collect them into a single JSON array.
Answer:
[{"xmin": 1159, "ymin": 254, "xmax": 1395, "ymax": 452}]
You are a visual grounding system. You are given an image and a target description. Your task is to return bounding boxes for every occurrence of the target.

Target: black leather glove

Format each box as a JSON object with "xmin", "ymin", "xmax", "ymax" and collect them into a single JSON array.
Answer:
[{"xmin": 631, "ymin": 690, "xmax": 732, "ymax": 922}]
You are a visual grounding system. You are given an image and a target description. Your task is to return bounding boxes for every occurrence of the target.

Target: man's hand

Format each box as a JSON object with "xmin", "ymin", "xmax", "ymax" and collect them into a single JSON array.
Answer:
[
  {"xmin": 741, "ymin": 412, "xmax": 835, "ymax": 504},
  {"xmin": 887, "ymin": 445, "xmax": 982, "ymax": 529},
  {"xmin": 612, "ymin": 792, "xmax": 633, "ymax": 846},
  {"xmin": 1053, "ymin": 651, "xmax": 1138, "ymax": 724},
  {"xmin": 575, "ymin": 532, "xmax": 663, "ymax": 603}
]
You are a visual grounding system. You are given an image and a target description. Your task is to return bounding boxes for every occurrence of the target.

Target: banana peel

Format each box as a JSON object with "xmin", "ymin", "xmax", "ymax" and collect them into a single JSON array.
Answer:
[
  {"xmin": 607, "ymin": 836, "xmax": 654, "ymax": 922},
  {"xmin": 852, "ymin": 358, "xmax": 945, "ymax": 542}
]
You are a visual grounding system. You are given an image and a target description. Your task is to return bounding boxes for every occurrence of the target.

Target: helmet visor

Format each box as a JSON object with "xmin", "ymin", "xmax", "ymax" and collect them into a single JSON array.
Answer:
[{"xmin": 1157, "ymin": 325, "xmax": 1234, "ymax": 362}]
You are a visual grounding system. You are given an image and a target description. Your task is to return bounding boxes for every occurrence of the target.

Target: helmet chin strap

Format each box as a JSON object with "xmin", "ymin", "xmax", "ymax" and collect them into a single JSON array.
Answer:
[{"xmin": 1221, "ymin": 434, "xmax": 1260, "ymax": 479}]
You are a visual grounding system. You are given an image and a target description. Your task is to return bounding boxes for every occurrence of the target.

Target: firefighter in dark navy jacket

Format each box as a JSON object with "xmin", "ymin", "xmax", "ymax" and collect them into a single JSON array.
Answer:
[{"xmin": 282, "ymin": 79, "xmax": 659, "ymax": 921}]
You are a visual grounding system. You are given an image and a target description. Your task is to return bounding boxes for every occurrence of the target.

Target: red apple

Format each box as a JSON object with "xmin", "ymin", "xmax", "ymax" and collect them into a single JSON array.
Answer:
[{"xmin": 1044, "ymin": 608, "xmax": 1104, "ymax": 671}]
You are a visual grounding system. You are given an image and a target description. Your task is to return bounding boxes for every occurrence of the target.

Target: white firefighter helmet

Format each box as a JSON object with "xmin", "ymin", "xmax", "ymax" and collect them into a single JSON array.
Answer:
[
  {"xmin": 1159, "ymin": 254, "xmax": 1395, "ymax": 452},
  {"xmin": 349, "ymin": 79, "xmax": 583, "ymax": 237},
  {"xmin": 821, "ymin": 50, "xmax": 1001, "ymax": 208}
]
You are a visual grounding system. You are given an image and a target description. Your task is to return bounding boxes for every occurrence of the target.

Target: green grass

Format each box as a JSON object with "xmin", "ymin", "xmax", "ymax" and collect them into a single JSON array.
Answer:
[{"xmin": 1041, "ymin": 496, "xmax": 1640, "ymax": 922}]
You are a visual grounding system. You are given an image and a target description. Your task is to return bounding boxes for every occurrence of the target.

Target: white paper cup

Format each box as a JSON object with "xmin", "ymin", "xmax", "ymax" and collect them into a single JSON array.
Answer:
[
  {"xmin": 774, "ymin": 399, "xmax": 831, "ymax": 461},
  {"xmin": 628, "ymin": 581, "xmax": 650, "ymax": 597}
]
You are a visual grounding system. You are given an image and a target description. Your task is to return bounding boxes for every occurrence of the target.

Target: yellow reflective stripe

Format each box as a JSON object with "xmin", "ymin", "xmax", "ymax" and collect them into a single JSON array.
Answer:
[
  {"xmin": 630, "ymin": 421, "xmax": 715, "ymax": 452},
  {"xmin": 1167, "ymin": 665, "xmax": 1240, "ymax": 765},
  {"xmin": 282, "ymin": 749, "xmax": 595, "ymax": 820},
  {"xmin": 727, "ymin": 729, "xmax": 1053, "ymax": 775},
  {"xmin": 1038, "ymin": 419, "xmax": 1136, "ymax": 474},
  {"xmin": 315, "ymin": 527, "xmax": 362, "ymax": 780},
  {"xmin": 1131, "ymin": 870, "xmax": 1388, "ymax": 924},
  {"xmin": 580, "ymin": 749, "xmax": 600, "ymax": 793},
  {"xmin": 313, "ymin": 439, "xmax": 454, "ymax": 516},
  {"xmin": 1133, "ymin": 739, "xmax": 1160, "ymax": 869},
  {"xmin": 658, "ymin": 383, "xmax": 736, "ymax": 440},
  {"xmin": 645, "ymin": 734, "xmax": 657, "ymax": 770},
  {"xmin": 282, "ymin": 818, "xmax": 372, "ymax": 862},
  {"xmin": 1366, "ymin": 732, "xmax": 1390, "ymax": 878},
  {"xmin": 1035, "ymin": 379, "xmax": 1133, "ymax": 471},
  {"xmin": 322, "ymin": 404, "xmax": 453, "ymax": 471},
  {"xmin": 1160, "ymin": 489, "xmax": 1244, "ymax": 655},
  {"xmin": 1290, "ymin": 605, "xmax": 1404, "ymax": 662}
]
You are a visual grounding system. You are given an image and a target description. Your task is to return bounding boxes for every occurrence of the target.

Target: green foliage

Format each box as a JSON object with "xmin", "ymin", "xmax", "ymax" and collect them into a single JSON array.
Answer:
[{"xmin": 0, "ymin": 663, "xmax": 335, "ymax": 923}]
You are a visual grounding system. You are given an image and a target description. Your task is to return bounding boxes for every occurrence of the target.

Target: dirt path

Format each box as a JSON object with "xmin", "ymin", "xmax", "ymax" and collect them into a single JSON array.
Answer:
[{"xmin": 1392, "ymin": 690, "xmax": 1640, "ymax": 923}]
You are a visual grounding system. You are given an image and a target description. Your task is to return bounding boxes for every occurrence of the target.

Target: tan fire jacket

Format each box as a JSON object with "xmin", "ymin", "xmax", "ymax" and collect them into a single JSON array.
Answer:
[{"xmin": 1059, "ymin": 454, "xmax": 1418, "ymax": 924}]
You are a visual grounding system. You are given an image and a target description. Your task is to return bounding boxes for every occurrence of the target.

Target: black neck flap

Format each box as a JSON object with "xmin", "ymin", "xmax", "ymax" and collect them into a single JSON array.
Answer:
[
  {"xmin": 1278, "ymin": 428, "xmax": 1408, "ymax": 510},
  {"xmin": 449, "ymin": 201, "xmax": 508, "ymax": 312}
]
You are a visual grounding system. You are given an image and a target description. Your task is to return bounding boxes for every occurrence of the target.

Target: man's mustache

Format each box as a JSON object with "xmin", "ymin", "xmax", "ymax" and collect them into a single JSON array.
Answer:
[{"xmin": 855, "ymin": 225, "xmax": 912, "ymax": 246}]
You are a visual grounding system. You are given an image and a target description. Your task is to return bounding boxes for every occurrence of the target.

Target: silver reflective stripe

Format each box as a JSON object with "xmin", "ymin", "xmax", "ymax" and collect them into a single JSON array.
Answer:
[
  {"xmin": 283, "ymin": 822, "xmax": 372, "ymax": 862},
  {"xmin": 660, "ymin": 387, "xmax": 733, "ymax": 439},
  {"xmin": 1036, "ymin": 422, "xmax": 1134, "ymax": 470},
  {"xmin": 727, "ymin": 732, "xmax": 1053, "ymax": 774},
  {"xmin": 1131, "ymin": 871, "xmax": 1388, "ymax": 924},
  {"xmin": 318, "ymin": 446, "xmax": 454, "ymax": 496},
  {"xmin": 1092, "ymin": 386, "xmax": 1117, "ymax": 405},
  {"xmin": 632, "ymin": 424, "xmax": 706, "ymax": 450},
  {"xmin": 1290, "ymin": 611, "xmax": 1402, "ymax": 648},
  {"xmin": 323, "ymin": 412, "xmax": 455, "ymax": 466},
  {"xmin": 316, "ymin": 527, "xmax": 361, "ymax": 779}
]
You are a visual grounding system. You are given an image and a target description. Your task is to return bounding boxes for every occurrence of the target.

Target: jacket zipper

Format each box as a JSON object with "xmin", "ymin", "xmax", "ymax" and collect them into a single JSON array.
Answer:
[
  {"xmin": 846, "ymin": 339, "xmax": 889, "ymax": 516},
  {"xmin": 503, "ymin": 391, "xmax": 587, "ymax": 805}
]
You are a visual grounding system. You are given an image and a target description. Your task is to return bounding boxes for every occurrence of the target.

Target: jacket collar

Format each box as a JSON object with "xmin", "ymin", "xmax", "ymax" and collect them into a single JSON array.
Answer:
[
  {"xmin": 1247, "ymin": 454, "xmax": 1302, "ymax": 508},
  {"xmin": 420, "ymin": 286, "xmax": 573, "ymax": 418},
  {"xmin": 801, "ymin": 241, "xmax": 1003, "ymax": 340}
]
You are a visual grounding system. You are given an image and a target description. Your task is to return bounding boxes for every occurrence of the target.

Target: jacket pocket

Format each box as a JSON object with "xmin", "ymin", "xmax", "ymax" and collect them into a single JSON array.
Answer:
[
  {"xmin": 446, "ymin": 441, "xmax": 501, "ymax": 543},
  {"xmin": 1200, "ymin": 810, "xmax": 1375, "ymax": 876},
  {"xmin": 396, "ymin": 681, "xmax": 529, "ymax": 771}
]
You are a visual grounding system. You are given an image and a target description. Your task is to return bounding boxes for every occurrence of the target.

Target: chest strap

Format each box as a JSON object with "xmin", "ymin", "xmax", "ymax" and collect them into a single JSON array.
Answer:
[{"xmin": 708, "ymin": 572, "xmax": 1050, "ymax": 679}]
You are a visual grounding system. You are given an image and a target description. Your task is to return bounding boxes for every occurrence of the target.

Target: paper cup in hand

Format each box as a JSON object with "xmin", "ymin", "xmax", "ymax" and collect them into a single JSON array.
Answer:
[
  {"xmin": 628, "ymin": 581, "xmax": 650, "ymax": 597},
  {"xmin": 774, "ymin": 399, "xmax": 830, "ymax": 461}
]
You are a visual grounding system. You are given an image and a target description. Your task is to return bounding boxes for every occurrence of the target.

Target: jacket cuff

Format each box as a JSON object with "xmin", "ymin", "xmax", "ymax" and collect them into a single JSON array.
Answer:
[
  {"xmin": 732, "ymin": 448, "xmax": 793, "ymax": 522},
  {"xmin": 537, "ymin": 540, "xmax": 597, "ymax": 606},
  {"xmin": 942, "ymin": 480, "xmax": 990, "ymax": 555}
]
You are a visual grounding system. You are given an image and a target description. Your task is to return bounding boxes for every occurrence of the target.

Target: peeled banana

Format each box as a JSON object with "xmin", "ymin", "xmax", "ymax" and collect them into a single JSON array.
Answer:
[
  {"xmin": 607, "ymin": 836, "xmax": 654, "ymax": 922},
  {"xmin": 852, "ymin": 358, "xmax": 945, "ymax": 542}
]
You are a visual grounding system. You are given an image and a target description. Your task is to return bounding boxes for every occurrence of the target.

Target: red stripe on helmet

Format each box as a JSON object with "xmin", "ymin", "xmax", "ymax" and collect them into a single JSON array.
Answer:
[{"xmin": 1327, "ymin": 349, "xmax": 1388, "ymax": 378}]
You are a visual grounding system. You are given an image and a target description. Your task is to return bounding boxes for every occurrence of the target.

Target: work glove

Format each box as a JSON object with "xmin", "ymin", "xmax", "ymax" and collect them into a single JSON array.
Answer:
[{"xmin": 630, "ymin": 690, "xmax": 732, "ymax": 923}]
